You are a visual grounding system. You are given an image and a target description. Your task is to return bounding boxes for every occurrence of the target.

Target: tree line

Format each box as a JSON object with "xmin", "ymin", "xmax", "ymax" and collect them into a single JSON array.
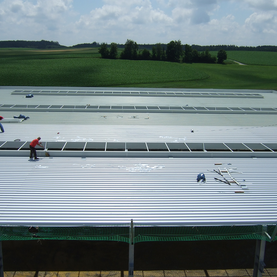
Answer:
[
  {"xmin": 191, "ymin": 44, "xmax": 277, "ymax": 52},
  {"xmin": 99, "ymin": 39, "xmax": 228, "ymax": 64},
  {"xmin": 1, "ymin": 40, "xmax": 276, "ymax": 53},
  {"xmin": 0, "ymin": 40, "xmax": 63, "ymax": 49}
]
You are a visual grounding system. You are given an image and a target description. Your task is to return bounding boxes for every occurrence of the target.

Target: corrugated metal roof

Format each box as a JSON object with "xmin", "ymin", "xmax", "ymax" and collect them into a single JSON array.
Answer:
[
  {"xmin": 0, "ymin": 156, "xmax": 276, "ymax": 227},
  {"xmin": 0, "ymin": 86, "xmax": 277, "ymax": 230}
]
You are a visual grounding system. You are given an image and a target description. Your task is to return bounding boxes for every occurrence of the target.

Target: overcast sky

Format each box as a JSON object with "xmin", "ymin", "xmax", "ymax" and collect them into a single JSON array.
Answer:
[{"xmin": 0, "ymin": 0, "xmax": 276, "ymax": 47}]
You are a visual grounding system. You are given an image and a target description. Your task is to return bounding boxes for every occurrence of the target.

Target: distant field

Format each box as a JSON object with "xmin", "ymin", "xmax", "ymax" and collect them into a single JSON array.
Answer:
[
  {"xmin": 226, "ymin": 51, "xmax": 277, "ymax": 66},
  {"xmin": 0, "ymin": 48, "xmax": 276, "ymax": 89},
  {"xmin": 0, "ymin": 48, "xmax": 208, "ymax": 87}
]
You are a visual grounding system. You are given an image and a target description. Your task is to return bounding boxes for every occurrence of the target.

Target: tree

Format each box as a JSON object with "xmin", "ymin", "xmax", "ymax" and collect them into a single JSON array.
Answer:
[
  {"xmin": 200, "ymin": 49, "xmax": 216, "ymax": 63},
  {"xmin": 192, "ymin": 49, "xmax": 199, "ymax": 63},
  {"xmin": 166, "ymin": 40, "xmax": 183, "ymax": 62},
  {"xmin": 152, "ymin": 46, "xmax": 157, "ymax": 60},
  {"xmin": 140, "ymin": 49, "xmax": 151, "ymax": 60},
  {"xmin": 184, "ymin": 44, "xmax": 193, "ymax": 63},
  {"xmin": 217, "ymin": 49, "xmax": 227, "ymax": 64},
  {"xmin": 120, "ymin": 39, "xmax": 138, "ymax": 60},
  {"xmin": 156, "ymin": 43, "xmax": 166, "ymax": 61},
  {"xmin": 166, "ymin": 41, "xmax": 175, "ymax": 62},
  {"xmin": 109, "ymin": 43, "xmax": 118, "ymax": 59},
  {"xmin": 98, "ymin": 43, "xmax": 109, "ymax": 58}
]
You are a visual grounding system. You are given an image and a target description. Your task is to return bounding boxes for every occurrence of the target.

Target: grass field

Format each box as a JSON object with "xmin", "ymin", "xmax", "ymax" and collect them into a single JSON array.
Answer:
[
  {"xmin": 0, "ymin": 48, "xmax": 276, "ymax": 89},
  {"xmin": 226, "ymin": 51, "xmax": 277, "ymax": 66}
]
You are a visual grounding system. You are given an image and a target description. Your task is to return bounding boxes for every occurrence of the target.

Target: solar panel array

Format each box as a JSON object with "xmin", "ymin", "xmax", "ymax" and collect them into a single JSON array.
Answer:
[
  {"xmin": 0, "ymin": 141, "xmax": 276, "ymax": 158},
  {"xmin": 12, "ymin": 89, "xmax": 264, "ymax": 98},
  {"xmin": 1, "ymin": 103, "xmax": 276, "ymax": 114}
]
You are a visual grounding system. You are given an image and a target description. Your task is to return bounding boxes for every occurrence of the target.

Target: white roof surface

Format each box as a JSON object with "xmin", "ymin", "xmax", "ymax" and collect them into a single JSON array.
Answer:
[
  {"xmin": 0, "ymin": 86, "xmax": 277, "ymax": 227},
  {"xmin": 1, "ymin": 156, "xmax": 277, "ymax": 227}
]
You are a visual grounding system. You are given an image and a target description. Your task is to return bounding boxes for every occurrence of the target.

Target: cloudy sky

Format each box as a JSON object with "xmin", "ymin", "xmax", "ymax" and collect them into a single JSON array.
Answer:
[{"xmin": 0, "ymin": 0, "xmax": 276, "ymax": 46}]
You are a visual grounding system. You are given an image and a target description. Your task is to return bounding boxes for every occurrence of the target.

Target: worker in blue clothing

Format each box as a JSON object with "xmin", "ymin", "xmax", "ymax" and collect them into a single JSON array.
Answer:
[
  {"xmin": 197, "ymin": 173, "xmax": 206, "ymax": 183},
  {"xmin": 0, "ymin": 116, "xmax": 4, "ymax": 132}
]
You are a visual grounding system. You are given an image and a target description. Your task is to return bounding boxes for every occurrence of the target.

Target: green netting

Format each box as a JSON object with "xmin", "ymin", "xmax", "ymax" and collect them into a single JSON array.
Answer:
[
  {"xmin": 0, "ymin": 226, "xmax": 129, "ymax": 242},
  {"xmin": 267, "ymin": 225, "xmax": 277, "ymax": 242},
  {"xmin": 0, "ymin": 225, "xmax": 276, "ymax": 242},
  {"xmin": 133, "ymin": 225, "xmax": 273, "ymax": 243}
]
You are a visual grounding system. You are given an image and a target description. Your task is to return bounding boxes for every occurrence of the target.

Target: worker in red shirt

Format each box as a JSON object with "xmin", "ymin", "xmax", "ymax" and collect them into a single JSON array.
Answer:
[
  {"xmin": 0, "ymin": 116, "xmax": 4, "ymax": 132},
  {"xmin": 29, "ymin": 137, "xmax": 43, "ymax": 160}
]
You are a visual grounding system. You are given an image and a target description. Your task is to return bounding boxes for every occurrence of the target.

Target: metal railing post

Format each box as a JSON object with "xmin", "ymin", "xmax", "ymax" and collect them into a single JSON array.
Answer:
[
  {"xmin": 253, "ymin": 225, "xmax": 267, "ymax": 277},
  {"xmin": 270, "ymin": 224, "xmax": 277, "ymax": 242},
  {"xmin": 128, "ymin": 219, "xmax": 134, "ymax": 277},
  {"xmin": 0, "ymin": 241, "xmax": 4, "ymax": 277}
]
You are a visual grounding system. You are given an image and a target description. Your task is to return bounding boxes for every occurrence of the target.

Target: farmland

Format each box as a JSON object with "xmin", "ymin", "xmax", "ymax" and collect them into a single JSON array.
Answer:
[
  {"xmin": 0, "ymin": 48, "xmax": 276, "ymax": 89},
  {"xmin": 226, "ymin": 51, "xmax": 277, "ymax": 66}
]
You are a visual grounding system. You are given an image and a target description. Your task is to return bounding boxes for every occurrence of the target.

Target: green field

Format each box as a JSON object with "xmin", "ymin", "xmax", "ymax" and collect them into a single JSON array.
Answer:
[
  {"xmin": 226, "ymin": 51, "xmax": 277, "ymax": 66},
  {"xmin": 0, "ymin": 48, "xmax": 276, "ymax": 89}
]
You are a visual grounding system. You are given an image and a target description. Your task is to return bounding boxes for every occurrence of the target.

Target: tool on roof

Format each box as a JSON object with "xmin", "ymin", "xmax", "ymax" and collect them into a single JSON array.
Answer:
[
  {"xmin": 213, "ymin": 167, "xmax": 248, "ymax": 190},
  {"xmin": 223, "ymin": 168, "xmax": 240, "ymax": 185},
  {"xmin": 44, "ymin": 142, "xmax": 50, "ymax": 157},
  {"xmin": 214, "ymin": 177, "xmax": 230, "ymax": 185},
  {"xmin": 213, "ymin": 169, "xmax": 231, "ymax": 185}
]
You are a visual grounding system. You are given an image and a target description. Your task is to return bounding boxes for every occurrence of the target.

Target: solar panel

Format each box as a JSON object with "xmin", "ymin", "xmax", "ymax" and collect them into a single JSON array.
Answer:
[{"xmin": 11, "ymin": 89, "xmax": 264, "ymax": 98}]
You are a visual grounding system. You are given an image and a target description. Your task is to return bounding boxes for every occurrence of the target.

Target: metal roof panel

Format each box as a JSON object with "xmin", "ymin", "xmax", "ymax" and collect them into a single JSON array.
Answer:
[{"xmin": 0, "ymin": 156, "xmax": 277, "ymax": 227}]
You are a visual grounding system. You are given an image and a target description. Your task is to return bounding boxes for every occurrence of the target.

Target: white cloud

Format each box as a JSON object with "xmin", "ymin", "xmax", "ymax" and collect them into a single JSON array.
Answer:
[
  {"xmin": 171, "ymin": 7, "xmax": 191, "ymax": 23},
  {"xmin": 0, "ymin": 0, "xmax": 276, "ymax": 46},
  {"xmin": 174, "ymin": 14, "xmax": 244, "ymax": 46},
  {"xmin": 103, "ymin": 0, "xmax": 149, "ymax": 5},
  {"xmin": 1, "ymin": 0, "xmax": 72, "ymax": 21},
  {"xmin": 208, "ymin": 15, "xmax": 244, "ymax": 43},
  {"xmin": 167, "ymin": 0, "xmax": 218, "ymax": 9},
  {"xmin": 76, "ymin": 0, "xmax": 173, "ymax": 43},
  {"xmin": 227, "ymin": 0, "xmax": 277, "ymax": 43},
  {"xmin": 243, "ymin": 0, "xmax": 277, "ymax": 11},
  {"xmin": 0, "ymin": 0, "xmax": 74, "ymax": 42},
  {"xmin": 245, "ymin": 12, "xmax": 277, "ymax": 34},
  {"xmin": 167, "ymin": 0, "xmax": 219, "ymax": 25},
  {"xmin": 191, "ymin": 8, "xmax": 210, "ymax": 24}
]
